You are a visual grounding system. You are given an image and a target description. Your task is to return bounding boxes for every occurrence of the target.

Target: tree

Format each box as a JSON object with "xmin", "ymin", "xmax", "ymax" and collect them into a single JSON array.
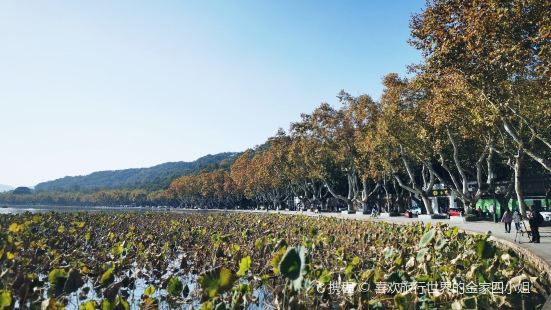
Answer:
[
  {"xmin": 373, "ymin": 74, "xmax": 439, "ymax": 214},
  {"xmin": 291, "ymin": 102, "xmax": 358, "ymax": 211},
  {"xmin": 410, "ymin": 0, "xmax": 551, "ymax": 214},
  {"xmin": 410, "ymin": 0, "xmax": 551, "ymax": 174}
]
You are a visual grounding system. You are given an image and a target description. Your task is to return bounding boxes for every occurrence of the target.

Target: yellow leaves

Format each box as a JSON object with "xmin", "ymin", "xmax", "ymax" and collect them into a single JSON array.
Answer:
[
  {"xmin": 254, "ymin": 238, "xmax": 265, "ymax": 251},
  {"xmin": 0, "ymin": 290, "xmax": 12, "ymax": 310},
  {"xmin": 80, "ymin": 265, "xmax": 90, "ymax": 274},
  {"xmin": 198, "ymin": 267, "xmax": 235, "ymax": 298},
  {"xmin": 236, "ymin": 256, "xmax": 252, "ymax": 277},
  {"xmin": 73, "ymin": 221, "xmax": 86, "ymax": 229},
  {"xmin": 101, "ymin": 297, "xmax": 130, "ymax": 310},
  {"xmin": 31, "ymin": 214, "xmax": 42, "ymax": 224},
  {"xmin": 6, "ymin": 252, "xmax": 15, "ymax": 261},
  {"xmin": 78, "ymin": 301, "xmax": 97, "ymax": 310},
  {"xmin": 271, "ymin": 246, "xmax": 287, "ymax": 275},
  {"xmin": 57, "ymin": 225, "xmax": 65, "ymax": 234},
  {"xmin": 111, "ymin": 243, "xmax": 125, "ymax": 257},
  {"xmin": 99, "ymin": 267, "xmax": 115, "ymax": 285},
  {"xmin": 230, "ymin": 244, "xmax": 241, "ymax": 254},
  {"xmin": 48, "ymin": 268, "xmax": 68, "ymax": 285},
  {"xmin": 8, "ymin": 223, "xmax": 22, "ymax": 233}
]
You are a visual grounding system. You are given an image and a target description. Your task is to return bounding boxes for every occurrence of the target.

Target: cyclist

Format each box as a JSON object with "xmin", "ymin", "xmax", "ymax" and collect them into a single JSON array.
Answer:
[{"xmin": 371, "ymin": 206, "xmax": 379, "ymax": 218}]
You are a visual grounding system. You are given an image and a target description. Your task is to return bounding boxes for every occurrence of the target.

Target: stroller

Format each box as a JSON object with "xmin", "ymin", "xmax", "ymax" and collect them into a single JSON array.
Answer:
[{"xmin": 514, "ymin": 220, "xmax": 532, "ymax": 243}]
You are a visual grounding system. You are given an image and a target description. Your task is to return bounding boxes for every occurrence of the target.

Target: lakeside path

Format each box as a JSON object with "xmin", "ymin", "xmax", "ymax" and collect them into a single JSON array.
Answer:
[{"xmin": 226, "ymin": 209, "xmax": 551, "ymax": 308}]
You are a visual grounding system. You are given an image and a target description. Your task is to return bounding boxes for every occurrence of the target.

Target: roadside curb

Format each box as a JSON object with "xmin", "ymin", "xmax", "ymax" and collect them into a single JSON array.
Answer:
[{"xmin": 486, "ymin": 236, "xmax": 551, "ymax": 309}]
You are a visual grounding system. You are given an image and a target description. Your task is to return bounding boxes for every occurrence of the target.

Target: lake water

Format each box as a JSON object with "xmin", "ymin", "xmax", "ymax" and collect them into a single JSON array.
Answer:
[{"xmin": 0, "ymin": 205, "xmax": 175, "ymax": 214}]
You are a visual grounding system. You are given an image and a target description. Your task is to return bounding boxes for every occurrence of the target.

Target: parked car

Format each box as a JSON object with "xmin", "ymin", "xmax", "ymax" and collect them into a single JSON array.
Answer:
[
  {"xmin": 408, "ymin": 207, "xmax": 422, "ymax": 215},
  {"xmin": 447, "ymin": 208, "xmax": 464, "ymax": 216}
]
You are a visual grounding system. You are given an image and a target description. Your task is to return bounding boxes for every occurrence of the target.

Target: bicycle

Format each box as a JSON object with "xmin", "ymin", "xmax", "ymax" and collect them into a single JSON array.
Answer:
[{"xmin": 370, "ymin": 209, "xmax": 379, "ymax": 218}]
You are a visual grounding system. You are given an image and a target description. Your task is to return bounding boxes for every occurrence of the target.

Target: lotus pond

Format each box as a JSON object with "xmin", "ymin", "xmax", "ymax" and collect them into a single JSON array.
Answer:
[{"xmin": 0, "ymin": 212, "xmax": 549, "ymax": 309}]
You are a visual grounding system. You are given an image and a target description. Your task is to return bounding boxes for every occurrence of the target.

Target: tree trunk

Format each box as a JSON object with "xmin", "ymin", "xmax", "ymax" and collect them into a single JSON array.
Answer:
[
  {"xmin": 392, "ymin": 152, "xmax": 436, "ymax": 215},
  {"xmin": 421, "ymin": 195, "xmax": 432, "ymax": 215},
  {"xmin": 359, "ymin": 178, "xmax": 380, "ymax": 211},
  {"xmin": 346, "ymin": 200, "xmax": 354, "ymax": 212},
  {"xmin": 323, "ymin": 179, "xmax": 354, "ymax": 212},
  {"xmin": 514, "ymin": 149, "xmax": 527, "ymax": 217},
  {"xmin": 393, "ymin": 173, "xmax": 435, "ymax": 215}
]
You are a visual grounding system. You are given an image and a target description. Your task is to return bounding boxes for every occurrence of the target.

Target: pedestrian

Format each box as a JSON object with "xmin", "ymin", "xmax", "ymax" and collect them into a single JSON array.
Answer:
[
  {"xmin": 512, "ymin": 208, "xmax": 522, "ymax": 231},
  {"xmin": 501, "ymin": 208, "xmax": 513, "ymax": 233},
  {"xmin": 528, "ymin": 205, "xmax": 544, "ymax": 243}
]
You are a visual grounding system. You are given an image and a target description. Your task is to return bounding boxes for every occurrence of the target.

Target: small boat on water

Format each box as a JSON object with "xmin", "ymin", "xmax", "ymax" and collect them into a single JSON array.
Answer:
[{"xmin": 1, "ymin": 205, "xmax": 8, "ymax": 208}]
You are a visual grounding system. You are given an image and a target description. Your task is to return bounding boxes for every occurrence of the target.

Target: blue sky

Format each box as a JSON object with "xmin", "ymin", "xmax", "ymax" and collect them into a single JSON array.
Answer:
[{"xmin": 0, "ymin": 0, "xmax": 424, "ymax": 187}]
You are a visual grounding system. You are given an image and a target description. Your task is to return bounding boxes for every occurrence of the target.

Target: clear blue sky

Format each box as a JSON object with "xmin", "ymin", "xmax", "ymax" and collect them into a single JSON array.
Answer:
[{"xmin": 0, "ymin": 0, "xmax": 424, "ymax": 187}]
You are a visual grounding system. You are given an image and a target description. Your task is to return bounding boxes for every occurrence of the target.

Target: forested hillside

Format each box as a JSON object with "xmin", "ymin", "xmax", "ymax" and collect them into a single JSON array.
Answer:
[{"xmin": 34, "ymin": 152, "xmax": 239, "ymax": 192}]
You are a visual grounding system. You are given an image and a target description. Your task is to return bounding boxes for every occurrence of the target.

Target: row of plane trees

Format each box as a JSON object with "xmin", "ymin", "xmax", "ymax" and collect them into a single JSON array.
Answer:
[{"xmin": 168, "ymin": 0, "xmax": 551, "ymax": 216}]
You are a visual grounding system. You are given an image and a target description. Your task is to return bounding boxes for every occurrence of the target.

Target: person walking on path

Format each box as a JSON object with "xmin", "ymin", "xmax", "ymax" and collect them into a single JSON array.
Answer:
[
  {"xmin": 512, "ymin": 208, "xmax": 522, "ymax": 231},
  {"xmin": 488, "ymin": 204, "xmax": 495, "ymax": 220},
  {"xmin": 501, "ymin": 208, "xmax": 513, "ymax": 233},
  {"xmin": 528, "ymin": 205, "xmax": 544, "ymax": 243}
]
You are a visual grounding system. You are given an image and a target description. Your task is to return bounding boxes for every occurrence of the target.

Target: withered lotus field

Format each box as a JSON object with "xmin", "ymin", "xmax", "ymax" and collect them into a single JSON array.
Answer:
[{"xmin": 0, "ymin": 212, "xmax": 548, "ymax": 309}]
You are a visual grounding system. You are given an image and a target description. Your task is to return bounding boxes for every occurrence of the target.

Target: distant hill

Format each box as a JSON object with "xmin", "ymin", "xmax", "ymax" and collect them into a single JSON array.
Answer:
[
  {"xmin": 35, "ymin": 152, "xmax": 239, "ymax": 192},
  {"xmin": 0, "ymin": 184, "xmax": 14, "ymax": 193}
]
